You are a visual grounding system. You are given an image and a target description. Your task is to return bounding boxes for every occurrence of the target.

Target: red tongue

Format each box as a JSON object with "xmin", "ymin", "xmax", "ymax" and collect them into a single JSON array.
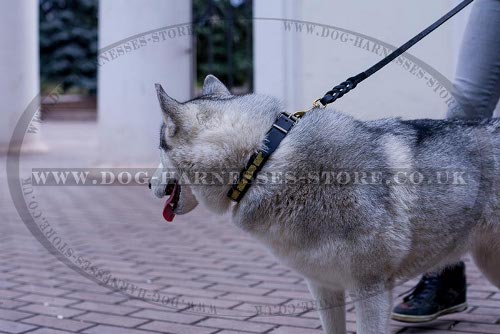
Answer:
[{"xmin": 162, "ymin": 183, "xmax": 178, "ymax": 222}]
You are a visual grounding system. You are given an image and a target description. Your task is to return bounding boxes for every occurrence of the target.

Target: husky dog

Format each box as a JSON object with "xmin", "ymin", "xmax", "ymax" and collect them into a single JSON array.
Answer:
[{"xmin": 150, "ymin": 75, "xmax": 500, "ymax": 334}]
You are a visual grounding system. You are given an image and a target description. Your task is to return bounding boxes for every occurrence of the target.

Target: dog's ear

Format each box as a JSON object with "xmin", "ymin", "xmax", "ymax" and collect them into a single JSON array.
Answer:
[
  {"xmin": 202, "ymin": 74, "xmax": 231, "ymax": 96},
  {"xmin": 155, "ymin": 83, "xmax": 184, "ymax": 136}
]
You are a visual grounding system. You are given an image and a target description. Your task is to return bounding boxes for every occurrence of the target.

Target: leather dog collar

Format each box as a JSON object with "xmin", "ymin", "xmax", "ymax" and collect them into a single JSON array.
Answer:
[{"xmin": 228, "ymin": 112, "xmax": 299, "ymax": 202}]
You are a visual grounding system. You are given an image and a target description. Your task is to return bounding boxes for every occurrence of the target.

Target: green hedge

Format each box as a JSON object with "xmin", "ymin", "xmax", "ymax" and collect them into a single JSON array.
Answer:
[{"xmin": 39, "ymin": 0, "xmax": 98, "ymax": 95}]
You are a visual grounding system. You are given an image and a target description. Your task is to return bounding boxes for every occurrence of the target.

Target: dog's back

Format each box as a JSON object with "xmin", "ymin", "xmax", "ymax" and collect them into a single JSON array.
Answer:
[
  {"xmin": 240, "ymin": 110, "xmax": 499, "ymax": 283},
  {"xmin": 400, "ymin": 118, "xmax": 499, "ymax": 227}
]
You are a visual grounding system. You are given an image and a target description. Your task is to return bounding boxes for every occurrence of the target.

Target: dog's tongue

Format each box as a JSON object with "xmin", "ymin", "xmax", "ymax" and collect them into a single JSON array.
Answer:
[{"xmin": 162, "ymin": 183, "xmax": 178, "ymax": 222}]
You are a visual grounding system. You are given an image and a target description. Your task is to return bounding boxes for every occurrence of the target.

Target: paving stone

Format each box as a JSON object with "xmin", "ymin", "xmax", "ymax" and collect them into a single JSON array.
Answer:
[
  {"xmin": 153, "ymin": 278, "xmax": 212, "ymax": 289},
  {"xmin": 21, "ymin": 314, "xmax": 94, "ymax": 332},
  {"xmin": 70, "ymin": 301, "xmax": 138, "ymax": 315},
  {"xmin": 0, "ymin": 300, "xmax": 28, "ymax": 309},
  {"xmin": 13, "ymin": 285, "xmax": 69, "ymax": 297},
  {"xmin": 0, "ymin": 290, "xmax": 25, "ymax": 300},
  {"xmin": 129, "ymin": 309, "xmax": 205, "ymax": 324},
  {"xmin": 0, "ymin": 319, "xmax": 35, "ymax": 334},
  {"xmin": 139, "ymin": 320, "xmax": 218, "ymax": 334},
  {"xmin": 469, "ymin": 298, "xmax": 500, "ymax": 308},
  {"xmin": 250, "ymin": 314, "xmax": 321, "ymax": 328},
  {"xmin": 207, "ymin": 284, "xmax": 271, "ymax": 296},
  {"xmin": 75, "ymin": 311, "xmax": 149, "ymax": 327},
  {"xmin": 0, "ymin": 282, "xmax": 19, "ymax": 290},
  {"xmin": 269, "ymin": 326, "xmax": 324, "ymax": 334},
  {"xmin": 62, "ymin": 291, "xmax": 127, "ymax": 304},
  {"xmin": 219, "ymin": 293, "xmax": 289, "ymax": 305},
  {"xmin": 448, "ymin": 322, "xmax": 500, "ymax": 334},
  {"xmin": 15, "ymin": 294, "xmax": 78, "ymax": 307},
  {"xmin": 266, "ymin": 289, "xmax": 312, "ymax": 300},
  {"xmin": 0, "ymin": 309, "xmax": 32, "ymax": 321},
  {"xmin": 24, "ymin": 329, "xmax": 77, "ymax": 334},
  {"xmin": 196, "ymin": 318, "xmax": 275, "ymax": 333},
  {"xmin": 174, "ymin": 296, "xmax": 242, "ymax": 310},
  {"xmin": 18, "ymin": 304, "xmax": 85, "ymax": 318},
  {"xmin": 84, "ymin": 325, "xmax": 158, "ymax": 334},
  {"xmin": 160, "ymin": 287, "xmax": 224, "ymax": 299},
  {"xmin": 195, "ymin": 275, "xmax": 260, "ymax": 287}
]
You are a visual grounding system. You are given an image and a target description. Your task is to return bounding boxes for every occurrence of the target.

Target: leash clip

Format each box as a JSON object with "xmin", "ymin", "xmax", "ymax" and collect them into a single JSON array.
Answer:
[
  {"xmin": 292, "ymin": 98, "xmax": 326, "ymax": 119},
  {"xmin": 313, "ymin": 98, "xmax": 326, "ymax": 108}
]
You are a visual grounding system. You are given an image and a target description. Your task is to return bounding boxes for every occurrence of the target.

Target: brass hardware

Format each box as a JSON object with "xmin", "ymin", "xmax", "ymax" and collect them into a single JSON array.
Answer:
[
  {"xmin": 253, "ymin": 152, "xmax": 264, "ymax": 166},
  {"xmin": 237, "ymin": 178, "xmax": 248, "ymax": 191},
  {"xmin": 230, "ymin": 190, "xmax": 240, "ymax": 200},
  {"xmin": 313, "ymin": 98, "xmax": 326, "ymax": 108},
  {"xmin": 292, "ymin": 98, "xmax": 325, "ymax": 118}
]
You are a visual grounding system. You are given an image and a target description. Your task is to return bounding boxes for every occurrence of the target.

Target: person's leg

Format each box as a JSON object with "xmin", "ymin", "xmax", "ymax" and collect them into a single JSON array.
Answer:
[
  {"xmin": 447, "ymin": 0, "xmax": 500, "ymax": 120},
  {"xmin": 394, "ymin": 0, "xmax": 500, "ymax": 323}
]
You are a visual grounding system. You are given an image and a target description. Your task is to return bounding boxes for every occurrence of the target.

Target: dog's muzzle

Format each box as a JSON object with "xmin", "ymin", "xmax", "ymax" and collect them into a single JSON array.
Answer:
[
  {"xmin": 150, "ymin": 161, "xmax": 199, "ymax": 222},
  {"xmin": 149, "ymin": 162, "xmax": 180, "ymax": 222}
]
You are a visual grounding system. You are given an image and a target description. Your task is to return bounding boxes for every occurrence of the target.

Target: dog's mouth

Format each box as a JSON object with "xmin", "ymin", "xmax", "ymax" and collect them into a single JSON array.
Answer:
[{"xmin": 162, "ymin": 180, "xmax": 180, "ymax": 222}]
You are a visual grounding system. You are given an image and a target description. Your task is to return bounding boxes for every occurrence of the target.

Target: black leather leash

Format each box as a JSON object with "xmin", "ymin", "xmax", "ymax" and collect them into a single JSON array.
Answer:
[
  {"xmin": 295, "ymin": 0, "xmax": 474, "ymax": 117},
  {"xmin": 228, "ymin": 0, "xmax": 474, "ymax": 202}
]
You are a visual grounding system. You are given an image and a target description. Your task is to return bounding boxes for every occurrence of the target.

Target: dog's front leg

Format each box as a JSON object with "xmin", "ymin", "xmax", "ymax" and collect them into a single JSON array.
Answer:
[
  {"xmin": 306, "ymin": 281, "xmax": 346, "ymax": 334},
  {"xmin": 350, "ymin": 284, "xmax": 392, "ymax": 334}
]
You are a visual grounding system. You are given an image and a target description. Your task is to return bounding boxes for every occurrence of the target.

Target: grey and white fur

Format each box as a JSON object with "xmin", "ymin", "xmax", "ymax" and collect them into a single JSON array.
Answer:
[{"xmin": 151, "ymin": 75, "xmax": 500, "ymax": 334}]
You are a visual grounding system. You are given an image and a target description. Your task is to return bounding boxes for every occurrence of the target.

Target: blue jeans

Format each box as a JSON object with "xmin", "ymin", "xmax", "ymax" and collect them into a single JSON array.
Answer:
[
  {"xmin": 439, "ymin": 0, "xmax": 500, "ymax": 282},
  {"xmin": 447, "ymin": 0, "xmax": 500, "ymax": 119}
]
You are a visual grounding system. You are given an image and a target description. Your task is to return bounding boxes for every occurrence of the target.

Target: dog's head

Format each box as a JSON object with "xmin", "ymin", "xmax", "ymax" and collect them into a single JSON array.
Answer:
[{"xmin": 151, "ymin": 75, "xmax": 282, "ymax": 218}]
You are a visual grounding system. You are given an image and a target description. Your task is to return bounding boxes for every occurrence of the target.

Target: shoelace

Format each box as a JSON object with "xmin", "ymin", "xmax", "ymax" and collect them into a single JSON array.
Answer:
[{"xmin": 401, "ymin": 274, "xmax": 440, "ymax": 304}]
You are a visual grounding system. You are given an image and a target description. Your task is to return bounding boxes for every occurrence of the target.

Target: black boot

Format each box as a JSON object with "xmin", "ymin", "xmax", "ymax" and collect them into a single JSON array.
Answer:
[{"xmin": 392, "ymin": 262, "xmax": 467, "ymax": 323}]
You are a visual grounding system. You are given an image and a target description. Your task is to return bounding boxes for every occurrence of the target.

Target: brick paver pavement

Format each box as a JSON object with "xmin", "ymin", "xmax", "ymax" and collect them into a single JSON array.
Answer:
[{"xmin": 1, "ymin": 120, "xmax": 499, "ymax": 333}]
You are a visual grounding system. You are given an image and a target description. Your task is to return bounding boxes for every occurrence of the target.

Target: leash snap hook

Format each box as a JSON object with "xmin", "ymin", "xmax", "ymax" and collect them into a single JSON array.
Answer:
[
  {"xmin": 313, "ymin": 98, "xmax": 326, "ymax": 109},
  {"xmin": 292, "ymin": 98, "xmax": 325, "ymax": 119}
]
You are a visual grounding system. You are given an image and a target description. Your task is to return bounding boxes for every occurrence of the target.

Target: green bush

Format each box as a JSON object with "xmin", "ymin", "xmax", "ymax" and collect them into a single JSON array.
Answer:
[
  {"xmin": 39, "ymin": 0, "xmax": 252, "ymax": 95},
  {"xmin": 193, "ymin": 0, "xmax": 253, "ymax": 91},
  {"xmin": 39, "ymin": 0, "xmax": 98, "ymax": 95}
]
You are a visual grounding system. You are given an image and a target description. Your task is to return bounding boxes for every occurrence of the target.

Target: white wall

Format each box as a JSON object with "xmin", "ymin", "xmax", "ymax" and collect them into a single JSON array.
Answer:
[
  {"xmin": 98, "ymin": 0, "xmax": 192, "ymax": 165},
  {"xmin": 254, "ymin": 0, "xmax": 476, "ymax": 120},
  {"xmin": 0, "ymin": 0, "xmax": 40, "ymax": 151}
]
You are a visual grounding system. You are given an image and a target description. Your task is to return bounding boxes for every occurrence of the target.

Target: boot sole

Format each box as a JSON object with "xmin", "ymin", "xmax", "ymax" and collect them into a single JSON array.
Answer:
[{"xmin": 391, "ymin": 302, "xmax": 468, "ymax": 323}]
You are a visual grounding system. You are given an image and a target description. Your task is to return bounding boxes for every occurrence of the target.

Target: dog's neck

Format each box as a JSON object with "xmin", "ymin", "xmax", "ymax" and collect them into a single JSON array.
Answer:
[{"xmin": 189, "ymin": 97, "xmax": 284, "ymax": 213}]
